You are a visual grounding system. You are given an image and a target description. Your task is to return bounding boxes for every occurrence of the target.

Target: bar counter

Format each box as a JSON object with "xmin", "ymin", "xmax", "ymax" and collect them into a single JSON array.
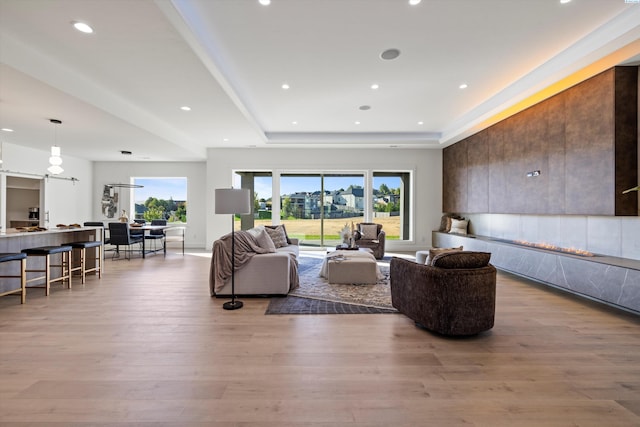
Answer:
[{"xmin": 0, "ymin": 226, "xmax": 102, "ymax": 296}]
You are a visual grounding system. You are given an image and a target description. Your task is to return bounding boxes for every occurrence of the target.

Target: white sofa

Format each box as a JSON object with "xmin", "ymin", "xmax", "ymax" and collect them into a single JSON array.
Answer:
[{"xmin": 212, "ymin": 238, "xmax": 299, "ymax": 297}]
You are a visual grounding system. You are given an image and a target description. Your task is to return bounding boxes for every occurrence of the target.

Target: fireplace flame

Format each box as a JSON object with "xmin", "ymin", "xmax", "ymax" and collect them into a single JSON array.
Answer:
[{"xmin": 514, "ymin": 240, "xmax": 594, "ymax": 257}]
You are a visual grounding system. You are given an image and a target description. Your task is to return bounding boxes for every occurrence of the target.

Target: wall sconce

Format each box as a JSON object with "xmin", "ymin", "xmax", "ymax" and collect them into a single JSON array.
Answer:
[
  {"xmin": 526, "ymin": 170, "xmax": 541, "ymax": 177},
  {"xmin": 47, "ymin": 119, "xmax": 64, "ymax": 175}
]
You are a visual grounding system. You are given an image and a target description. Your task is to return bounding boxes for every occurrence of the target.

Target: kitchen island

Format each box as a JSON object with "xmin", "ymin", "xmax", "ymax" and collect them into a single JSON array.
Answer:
[{"xmin": 0, "ymin": 226, "xmax": 102, "ymax": 297}]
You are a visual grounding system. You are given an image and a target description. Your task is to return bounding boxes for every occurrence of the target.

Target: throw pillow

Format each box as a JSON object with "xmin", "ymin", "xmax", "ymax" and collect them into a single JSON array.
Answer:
[
  {"xmin": 427, "ymin": 246, "xmax": 463, "ymax": 265},
  {"xmin": 360, "ymin": 224, "xmax": 379, "ymax": 240},
  {"xmin": 439, "ymin": 216, "xmax": 452, "ymax": 233},
  {"xmin": 264, "ymin": 225, "xmax": 289, "ymax": 248},
  {"xmin": 449, "ymin": 218, "xmax": 469, "ymax": 235},
  {"xmin": 438, "ymin": 214, "xmax": 463, "ymax": 232},
  {"xmin": 431, "ymin": 251, "xmax": 491, "ymax": 269},
  {"xmin": 265, "ymin": 224, "xmax": 291, "ymax": 244},
  {"xmin": 247, "ymin": 227, "xmax": 276, "ymax": 252}
]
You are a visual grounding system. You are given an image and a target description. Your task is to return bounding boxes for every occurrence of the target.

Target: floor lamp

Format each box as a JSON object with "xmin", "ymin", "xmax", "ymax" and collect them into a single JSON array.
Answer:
[{"xmin": 215, "ymin": 188, "xmax": 251, "ymax": 310}]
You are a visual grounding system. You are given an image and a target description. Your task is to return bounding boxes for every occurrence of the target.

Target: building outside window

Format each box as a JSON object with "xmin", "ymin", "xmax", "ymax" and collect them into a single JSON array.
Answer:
[{"xmin": 233, "ymin": 170, "xmax": 412, "ymax": 246}]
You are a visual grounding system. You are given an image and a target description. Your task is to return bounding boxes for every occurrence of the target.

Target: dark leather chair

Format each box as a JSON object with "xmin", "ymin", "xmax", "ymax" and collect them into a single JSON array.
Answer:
[
  {"xmin": 390, "ymin": 252, "xmax": 496, "ymax": 336},
  {"xmin": 145, "ymin": 219, "xmax": 166, "ymax": 255},
  {"xmin": 108, "ymin": 222, "xmax": 143, "ymax": 260},
  {"xmin": 353, "ymin": 222, "xmax": 385, "ymax": 259}
]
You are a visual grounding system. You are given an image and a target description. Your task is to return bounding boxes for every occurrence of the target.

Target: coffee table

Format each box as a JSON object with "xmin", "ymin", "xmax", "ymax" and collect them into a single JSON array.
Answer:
[{"xmin": 320, "ymin": 248, "xmax": 380, "ymax": 284}]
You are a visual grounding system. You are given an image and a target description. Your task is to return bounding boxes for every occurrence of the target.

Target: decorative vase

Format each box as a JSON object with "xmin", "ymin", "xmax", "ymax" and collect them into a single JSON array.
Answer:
[{"xmin": 118, "ymin": 209, "xmax": 129, "ymax": 223}]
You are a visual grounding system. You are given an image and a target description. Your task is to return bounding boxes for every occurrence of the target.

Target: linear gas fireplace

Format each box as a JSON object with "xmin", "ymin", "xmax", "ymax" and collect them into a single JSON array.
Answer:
[
  {"xmin": 434, "ymin": 231, "xmax": 640, "ymax": 314},
  {"xmin": 490, "ymin": 238, "xmax": 595, "ymax": 257}
]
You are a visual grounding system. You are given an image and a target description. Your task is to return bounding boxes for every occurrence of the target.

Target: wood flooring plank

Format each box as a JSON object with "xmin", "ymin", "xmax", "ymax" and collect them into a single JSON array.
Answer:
[{"xmin": 1, "ymin": 250, "xmax": 639, "ymax": 425}]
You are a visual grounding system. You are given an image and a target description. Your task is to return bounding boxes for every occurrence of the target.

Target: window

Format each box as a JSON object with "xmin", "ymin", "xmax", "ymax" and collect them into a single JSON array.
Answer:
[
  {"xmin": 372, "ymin": 172, "xmax": 411, "ymax": 241},
  {"xmin": 233, "ymin": 171, "xmax": 273, "ymax": 231},
  {"xmin": 131, "ymin": 177, "xmax": 187, "ymax": 223},
  {"xmin": 280, "ymin": 173, "xmax": 365, "ymax": 247},
  {"xmin": 232, "ymin": 170, "xmax": 413, "ymax": 245}
]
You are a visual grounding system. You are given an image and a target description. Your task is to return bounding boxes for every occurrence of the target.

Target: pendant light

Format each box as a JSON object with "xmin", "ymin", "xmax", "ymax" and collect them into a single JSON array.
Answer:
[{"xmin": 47, "ymin": 119, "xmax": 64, "ymax": 175}]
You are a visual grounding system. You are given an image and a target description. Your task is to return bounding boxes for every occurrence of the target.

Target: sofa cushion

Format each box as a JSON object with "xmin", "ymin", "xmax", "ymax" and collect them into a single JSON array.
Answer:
[
  {"xmin": 427, "ymin": 246, "xmax": 463, "ymax": 265},
  {"xmin": 247, "ymin": 227, "xmax": 277, "ymax": 252},
  {"xmin": 265, "ymin": 225, "xmax": 289, "ymax": 248},
  {"xmin": 276, "ymin": 243, "xmax": 299, "ymax": 258},
  {"xmin": 432, "ymin": 251, "xmax": 491, "ymax": 269}
]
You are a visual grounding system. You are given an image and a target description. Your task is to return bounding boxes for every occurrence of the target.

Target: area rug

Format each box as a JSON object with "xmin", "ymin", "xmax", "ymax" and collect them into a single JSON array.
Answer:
[
  {"xmin": 265, "ymin": 296, "xmax": 397, "ymax": 315},
  {"xmin": 266, "ymin": 252, "xmax": 398, "ymax": 314}
]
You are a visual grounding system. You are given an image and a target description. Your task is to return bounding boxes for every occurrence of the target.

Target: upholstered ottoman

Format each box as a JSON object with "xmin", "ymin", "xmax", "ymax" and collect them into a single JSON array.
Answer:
[{"xmin": 327, "ymin": 256, "xmax": 378, "ymax": 284}]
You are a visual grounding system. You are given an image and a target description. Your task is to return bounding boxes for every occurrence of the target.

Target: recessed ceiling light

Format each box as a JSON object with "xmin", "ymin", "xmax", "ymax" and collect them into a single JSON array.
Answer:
[
  {"xmin": 459, "ymin": 83, "xmax": 468, "ymax": 89},
  {"xmin": 355, "ymin": 121, "xmax": 361, "ymax": 125},
  {"xmin": 409, "ymin": 0, "xmax": 421, "ymax": 5},
  {"xmin": 560, "ymin": 0, "xmax": 571, "ymax": 3},
  {"xmin": 380, "ymin": 48, "xmax": 401, "ymax": 60},
  {"xmin": 281, "ymin": 83, "xmax": 290, "ymax": 90},
  {"xmin": 359, "ymin": 105, "xmax": 371, "ymax": 111},
  {"xmin": 292, "ymin": 121, "xmax": 298, "ymax": 125},
  {"xmin": 1, "ymin": 128, "xmax": 14, "ymax": 132},
  {"xmin": 259, "ymin": 0, "xmax": 271, "ymax": 5},
  {"xmin": 370, "ymin": 83, "xmax": 379, "ymax": 90},
  {"xmin": 72, "ymin": 21, "xmax": 94, "ymax": 34},
  {"xmin": 180, "ymin": 106, "xmax": 191, "ymax": 111},
  {"xmin": 223, "ymin": 138, "xmax": 229, "ymax": 142},
  {"xmin": 417, "ymin": 121, "xmax": 424, "ymax": 125}
]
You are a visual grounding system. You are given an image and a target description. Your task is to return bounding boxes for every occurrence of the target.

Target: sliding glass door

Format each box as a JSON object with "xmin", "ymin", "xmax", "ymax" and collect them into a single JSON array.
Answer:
[
  {"xmin": 280, "ymin": 173, "xmax": 364, "ymax": 247},
  {"xmin": 321, "ymin": 175, "xmax": 364, "ymax": 247}
]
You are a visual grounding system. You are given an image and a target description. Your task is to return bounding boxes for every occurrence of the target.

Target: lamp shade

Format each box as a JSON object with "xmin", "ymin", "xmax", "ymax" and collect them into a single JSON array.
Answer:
[{"xmin": 215, "ymin": 188, "xmax": 251, "ymax": 215}]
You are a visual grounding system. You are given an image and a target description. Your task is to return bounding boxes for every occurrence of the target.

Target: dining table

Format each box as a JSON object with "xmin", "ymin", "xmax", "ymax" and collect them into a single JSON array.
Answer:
[{"xmin": 131, "ymin": 224, "xmax": 170, "ymax": 258}]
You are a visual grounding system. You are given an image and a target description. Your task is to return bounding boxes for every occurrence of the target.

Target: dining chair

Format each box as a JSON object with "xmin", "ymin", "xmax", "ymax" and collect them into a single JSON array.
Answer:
[
  {"xmin": 145, "ymin": 219, "xmax": 166, "ymax": 255},
  {"xmin": 107, "ymin": 222, "xmax": 143, "ymax": 260}
]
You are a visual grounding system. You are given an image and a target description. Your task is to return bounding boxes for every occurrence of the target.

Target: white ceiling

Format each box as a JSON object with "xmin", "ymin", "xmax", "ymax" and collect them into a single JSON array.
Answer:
[{"xmin": 0, "ymin": 0, "xmax": 639, "ymax": 162}]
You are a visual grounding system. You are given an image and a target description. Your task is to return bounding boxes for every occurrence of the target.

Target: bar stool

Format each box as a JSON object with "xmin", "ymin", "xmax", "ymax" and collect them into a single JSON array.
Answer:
[
  {"xmin": 67, "ymin": 241, "xmax": 103, "ymax": 284},
  {"xmin": 21, "ymin": 245, "xmax": 72, "ymax": 296},
  {"xmin": 0, "ymin": 253, "xmax": 27, "ymax": 304}
]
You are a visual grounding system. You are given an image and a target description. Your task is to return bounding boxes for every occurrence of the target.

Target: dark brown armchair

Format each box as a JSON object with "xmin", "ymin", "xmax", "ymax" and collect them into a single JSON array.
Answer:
[
  {"xmin": 390, "ymin": 252, "xmax": 496, "ymax": 336},
  {"xmin": 353, "ymin": 222, "xmax": 385, "ymax": 259}
]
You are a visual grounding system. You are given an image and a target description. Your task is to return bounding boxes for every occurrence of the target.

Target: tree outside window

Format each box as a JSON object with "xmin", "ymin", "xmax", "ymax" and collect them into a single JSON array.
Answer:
[{"xmin": 132, "ymin": 177, "xmax": 187, "ymax": 223}]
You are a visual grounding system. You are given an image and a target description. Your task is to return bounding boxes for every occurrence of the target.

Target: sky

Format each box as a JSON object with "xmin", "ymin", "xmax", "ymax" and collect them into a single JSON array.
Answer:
[
  {"xmin": 252, "ymin": 176, "xmax": 401, "ymax": 200},
  {"xmin": 133, "ymin": 178, "xmax": 187, "ymax": 203}
]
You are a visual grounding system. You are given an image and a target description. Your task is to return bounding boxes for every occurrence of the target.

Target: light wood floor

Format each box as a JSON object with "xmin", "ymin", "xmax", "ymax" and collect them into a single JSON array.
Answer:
[{"xmin": 1, "ymin": 249, "xmax": 639, "ymax": 426}]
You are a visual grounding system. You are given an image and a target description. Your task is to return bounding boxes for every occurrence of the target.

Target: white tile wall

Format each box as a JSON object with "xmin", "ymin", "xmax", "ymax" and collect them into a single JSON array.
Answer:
[{"xmin": 587, "ymin": 217, "xmax": 622, "ymax": 257}]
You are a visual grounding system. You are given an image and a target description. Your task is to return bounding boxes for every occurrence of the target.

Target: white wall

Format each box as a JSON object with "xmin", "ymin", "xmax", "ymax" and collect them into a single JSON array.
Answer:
[
  {"xmin": 1, "ymin": 142, "xmax": 92, "ymax": 227},
  {"xmin": 92, "ymin": 161, "xmax": 207, "ymax": 248},
  {"xmin": 206, "ymin": 147, "xmax": 443, "ymax": 252}
]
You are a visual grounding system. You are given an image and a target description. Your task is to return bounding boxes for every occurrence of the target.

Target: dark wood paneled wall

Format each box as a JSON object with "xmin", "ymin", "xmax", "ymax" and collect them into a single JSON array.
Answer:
[{"xmin": 443, "ymin": 66, "xmax": 638, "ymax": 216}]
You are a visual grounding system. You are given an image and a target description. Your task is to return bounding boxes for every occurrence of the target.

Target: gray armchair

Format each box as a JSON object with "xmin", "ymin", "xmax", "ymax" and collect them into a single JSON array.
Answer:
[
  {"xmin": 353, "ymin": 222, "xmax": 385, "ymax": 259},
  {"xmin": 390, "ymin": 252, "xmax": 496, "ymax": 336}
]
